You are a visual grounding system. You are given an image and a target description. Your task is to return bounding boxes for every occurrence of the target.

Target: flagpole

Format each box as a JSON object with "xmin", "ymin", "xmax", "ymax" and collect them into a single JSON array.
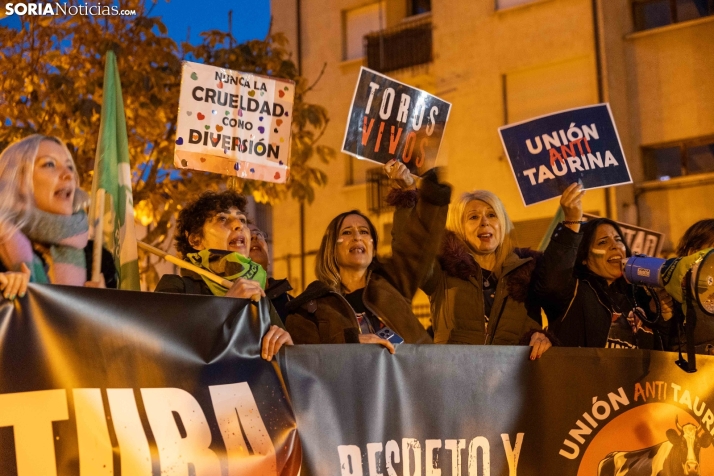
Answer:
[
  {"xmin": 91, "ymin": 189, "xmax": 106, "ymax": 283},
  {"xmin": 137, "ymin": 242, "xmax": 260, "ymax": 301}
]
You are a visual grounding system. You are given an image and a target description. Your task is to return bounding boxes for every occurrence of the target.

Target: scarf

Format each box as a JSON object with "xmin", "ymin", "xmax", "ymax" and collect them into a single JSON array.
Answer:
[
  {"xmin": 0, "ymin": 209, "xmax": 88, "ymax": 285},
  {"xmin": 186, "ymin": 249, "xmax": 267, "ymax": 297}
]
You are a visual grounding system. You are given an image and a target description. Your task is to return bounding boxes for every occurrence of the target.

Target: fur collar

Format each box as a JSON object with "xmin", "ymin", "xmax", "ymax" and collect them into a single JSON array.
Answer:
[{"xmin": 438, "ymin": 230, "xmax": 542, "ymax": 303}]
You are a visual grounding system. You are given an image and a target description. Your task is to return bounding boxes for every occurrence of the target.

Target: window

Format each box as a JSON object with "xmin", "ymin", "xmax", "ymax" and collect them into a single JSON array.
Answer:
[
  {"xmin": 632, "ymin": 0, "xmax": 714, "ymax": 32},
  {"xmin": 343, "ymin": 2, "xmax": 386, "ymax": 61},
  {"xmin": 643, "ymin": 137, "xmax": 714, "ymax": 181},
  {"xmin": 365, "ymin": 15, "xmax": 432, "ymax": 73},
  {"xmin": 410, "ymin": 0, "xmax": 431, "ymax": 16},
  {"xmin": 496, "ymin": 0, "xmax": 541, "ymax": 10}
]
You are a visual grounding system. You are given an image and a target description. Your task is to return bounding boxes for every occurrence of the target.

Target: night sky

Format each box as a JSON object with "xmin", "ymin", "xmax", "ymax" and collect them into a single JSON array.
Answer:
[
  {"xmin": 149, "ymin": 0, "xmax": 270, "ymax": 45},
  {"xmin": 0, "ymin": 0, "xmax": 271, "ymax": 44}
]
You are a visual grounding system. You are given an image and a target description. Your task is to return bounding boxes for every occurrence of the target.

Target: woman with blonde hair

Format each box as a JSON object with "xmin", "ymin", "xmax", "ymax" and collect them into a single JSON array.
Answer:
[
  {"xmin": 285, "ymin": 165, "xmax": 451, "ymax": 351},
  {"xmin": 388, "ymin": 164, "xmax": 554, "ymax": 359},
  {"xmin": 0, "ymin": 134, "xmax": 116, "ymax": 299}
]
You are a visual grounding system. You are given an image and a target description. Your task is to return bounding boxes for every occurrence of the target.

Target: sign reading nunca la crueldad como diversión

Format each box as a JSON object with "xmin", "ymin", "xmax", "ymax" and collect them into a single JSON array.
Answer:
[
  {"xmin": 174, "ymin": 61, "xmax": 294, "ymax": 184},
  {"xmin": 342, "ymin": 67, "xmax": 451, "ymax": 176},
  {"xmin": 499, "ymin": 103, "xmax": 632, "ymax": 206}
]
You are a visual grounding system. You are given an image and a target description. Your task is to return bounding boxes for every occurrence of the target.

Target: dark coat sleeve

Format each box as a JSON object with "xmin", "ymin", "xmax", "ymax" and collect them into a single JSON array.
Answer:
[
  {"xmin": 383, "ymin": 168, "xmax": 451, "ymax": 300},
  {"xmin": 83, "ymin": 241, "xmax": 118, "ymax": 289},
  {"xmin": 285, "ymin": 310, "xmax": 323, "ymax": 344},
  {"xmin": 532, "ymin": 223, "xmax": 583, "ymax": 324},
  {"xmin": 154, "ymin": 274, "xmax": 188, "ymax": 294}
]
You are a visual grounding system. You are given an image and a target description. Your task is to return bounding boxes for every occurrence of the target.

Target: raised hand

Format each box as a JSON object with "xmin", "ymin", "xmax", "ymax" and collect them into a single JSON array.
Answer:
[
  {"xmin": 384, "ymin": 159, "xmax": 416, "ymax": 191},
  {"xmin": 560, "ymin": 182, "xmax": 585, "ymax": 232}
]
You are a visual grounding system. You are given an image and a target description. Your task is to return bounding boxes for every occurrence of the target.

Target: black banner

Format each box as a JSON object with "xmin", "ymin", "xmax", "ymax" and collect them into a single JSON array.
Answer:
[
  {"xmin": 282, "ymin": 345, "xmax": 714, "ymax": 476},
  {"xmin": 0, "ymin": 285, "xmax": 300, "ymax": 476},
  {"xmin": 3, "ymin": 287, "xmax": 714, "ymax": 476},
  {"xmin": 342, "ymin": 67, "xmax": 451, "ymax": 175}
]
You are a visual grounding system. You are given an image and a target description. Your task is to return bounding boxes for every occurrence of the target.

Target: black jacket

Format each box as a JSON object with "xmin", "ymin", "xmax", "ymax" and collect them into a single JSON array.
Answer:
[
  {"xmin": 668, "ymin": 303, "xmax": 714, "ymax": 355},
  {"xmin": 534, "ymin": 223, "xmax": 664, "ymax": 349},
  {"xmin": 154, "ymin": 269, "xmax": 285, "ymax": 327},
  {"xmin": 285, "ymin": 267, "xmax": 433, "ymax": 345}
]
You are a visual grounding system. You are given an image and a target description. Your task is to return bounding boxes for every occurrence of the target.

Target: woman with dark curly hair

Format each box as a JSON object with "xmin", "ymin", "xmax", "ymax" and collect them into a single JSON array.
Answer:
[{"xmin": 155, "ymin": 190, "xmax": 291, "ymax": 361}]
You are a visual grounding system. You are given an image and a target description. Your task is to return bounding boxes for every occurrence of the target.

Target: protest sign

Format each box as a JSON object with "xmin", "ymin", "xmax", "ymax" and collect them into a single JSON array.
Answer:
[
  {"xmin": 342, "ymin": 67, "xmax": 451, "ymax": 175},
  {"xmin": 174, "ymin": 61, "xmax": 294, "ymax": 183},
  {"xmin": 499, "ymin": 104, "xmax": 632, "ymax": 206},
  {"xmin": 584, "ymin": 213, "xmax": 665, "ymax": 256}
]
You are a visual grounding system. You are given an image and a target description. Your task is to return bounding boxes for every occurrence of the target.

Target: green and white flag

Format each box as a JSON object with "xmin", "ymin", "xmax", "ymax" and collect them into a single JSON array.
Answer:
[
  {"xmin": 537, "ymin": 207, "xmax": 564, "ymax": 252},
  {"xmin": 91, "ymin": 50, "xmax": 140, "ymax": 290}
]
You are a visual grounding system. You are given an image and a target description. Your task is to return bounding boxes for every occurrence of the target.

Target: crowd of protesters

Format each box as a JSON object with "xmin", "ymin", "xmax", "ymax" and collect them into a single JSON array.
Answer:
[{"xmin": 1, "ymin": 134, "xmax": 713, "ymax": 361}]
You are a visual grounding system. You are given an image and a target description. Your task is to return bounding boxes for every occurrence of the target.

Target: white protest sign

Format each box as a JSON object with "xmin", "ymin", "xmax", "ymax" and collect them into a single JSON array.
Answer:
[{"xmin": 174, "ymin": 61, "xmax": 294, "ymax": 183}]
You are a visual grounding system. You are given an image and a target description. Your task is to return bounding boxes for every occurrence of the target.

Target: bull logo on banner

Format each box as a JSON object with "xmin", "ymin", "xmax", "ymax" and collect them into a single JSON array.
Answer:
[
  {"xmin": 597, "ymin": 417, "xmax": 712, "ymax": 476},
  {"xmin": 574, "ymin": 397, "xmax": 714, "ymax": 476}
]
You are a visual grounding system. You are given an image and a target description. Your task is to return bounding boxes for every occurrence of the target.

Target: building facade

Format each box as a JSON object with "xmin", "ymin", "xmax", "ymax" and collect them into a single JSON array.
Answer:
[{"xmin": 269, "ymin": 0, "xmax": 714, "ymax": 304}]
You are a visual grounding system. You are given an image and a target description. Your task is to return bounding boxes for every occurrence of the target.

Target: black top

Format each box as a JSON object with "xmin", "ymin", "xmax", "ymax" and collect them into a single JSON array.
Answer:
[
  {"xmin": 344, "ymin": 288, "xmax": 384, "ymax": 334},
  {"xmin": 482, "ymin": 269, "xmax": 497, "ymax": 331},
  {"xmin": 0, "ymin": 240, "xmax": 118, "ymax": 289}
]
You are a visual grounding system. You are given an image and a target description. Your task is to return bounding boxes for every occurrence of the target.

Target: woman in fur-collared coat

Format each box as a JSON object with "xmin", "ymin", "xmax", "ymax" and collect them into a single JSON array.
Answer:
[{"xmin": 389, "ymin": 168, "xmax": 562, "ymax": 359}]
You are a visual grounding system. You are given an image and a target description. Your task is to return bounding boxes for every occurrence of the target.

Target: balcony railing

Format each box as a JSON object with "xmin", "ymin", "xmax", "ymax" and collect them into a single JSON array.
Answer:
[
  {"xmin": 364, "ymin": 15, "xmax": 432, "ymax": 74},
  {"xmin": 366, "ymin": 167, "xmax": 394, "ymax": 215}
]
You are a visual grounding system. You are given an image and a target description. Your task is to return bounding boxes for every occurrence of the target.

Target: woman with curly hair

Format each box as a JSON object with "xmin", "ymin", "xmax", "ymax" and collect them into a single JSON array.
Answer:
[{"xmin": 154, "ymin": 190, "xmax": 291, "ymax": 361}]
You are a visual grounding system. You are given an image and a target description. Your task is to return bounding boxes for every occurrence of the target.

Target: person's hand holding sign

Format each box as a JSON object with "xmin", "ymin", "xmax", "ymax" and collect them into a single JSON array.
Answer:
[
  {"xmin": 0, "ymin": 263, "xmax": 30, "ymax": 300},
  {"xmin": 528, "ymin": 332, "xmax": 552, "ymax": 360},
  {"xmin": 385, "ymin": 159, "xmax": 416, "ymax": 191},
  {"xmin": 560, "ymin": 182, "xmax": 586, "ymax": 233}
]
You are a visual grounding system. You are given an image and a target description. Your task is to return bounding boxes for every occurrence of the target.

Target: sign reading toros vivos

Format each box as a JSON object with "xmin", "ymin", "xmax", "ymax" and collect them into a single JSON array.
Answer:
[
  {"xmin": 342, "ymin": 67, "xmax": 451, "ymax": 175},
  {"xmin": 499, "ymin": 104, "xmax": 632, "ymax": 206},
  {"xmin": 174, "ymin": 61, "xmax": 294, "ymax": 183}
]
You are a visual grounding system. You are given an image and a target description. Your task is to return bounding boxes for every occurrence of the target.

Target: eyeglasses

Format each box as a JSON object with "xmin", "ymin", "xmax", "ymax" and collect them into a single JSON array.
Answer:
[{"xmin": 251, "ymin": 230, "xmax": 268, "ymax": 240}]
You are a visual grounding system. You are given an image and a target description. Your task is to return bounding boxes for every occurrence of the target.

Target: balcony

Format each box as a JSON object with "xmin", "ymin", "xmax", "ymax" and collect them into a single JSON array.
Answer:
[
  {"xmin": 366, "ymin": 167, "xmax": 394, "ymax": 215},
  {"xmin": 364, "ymin": 15, "xmax": 433, "ymax": 74}
]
